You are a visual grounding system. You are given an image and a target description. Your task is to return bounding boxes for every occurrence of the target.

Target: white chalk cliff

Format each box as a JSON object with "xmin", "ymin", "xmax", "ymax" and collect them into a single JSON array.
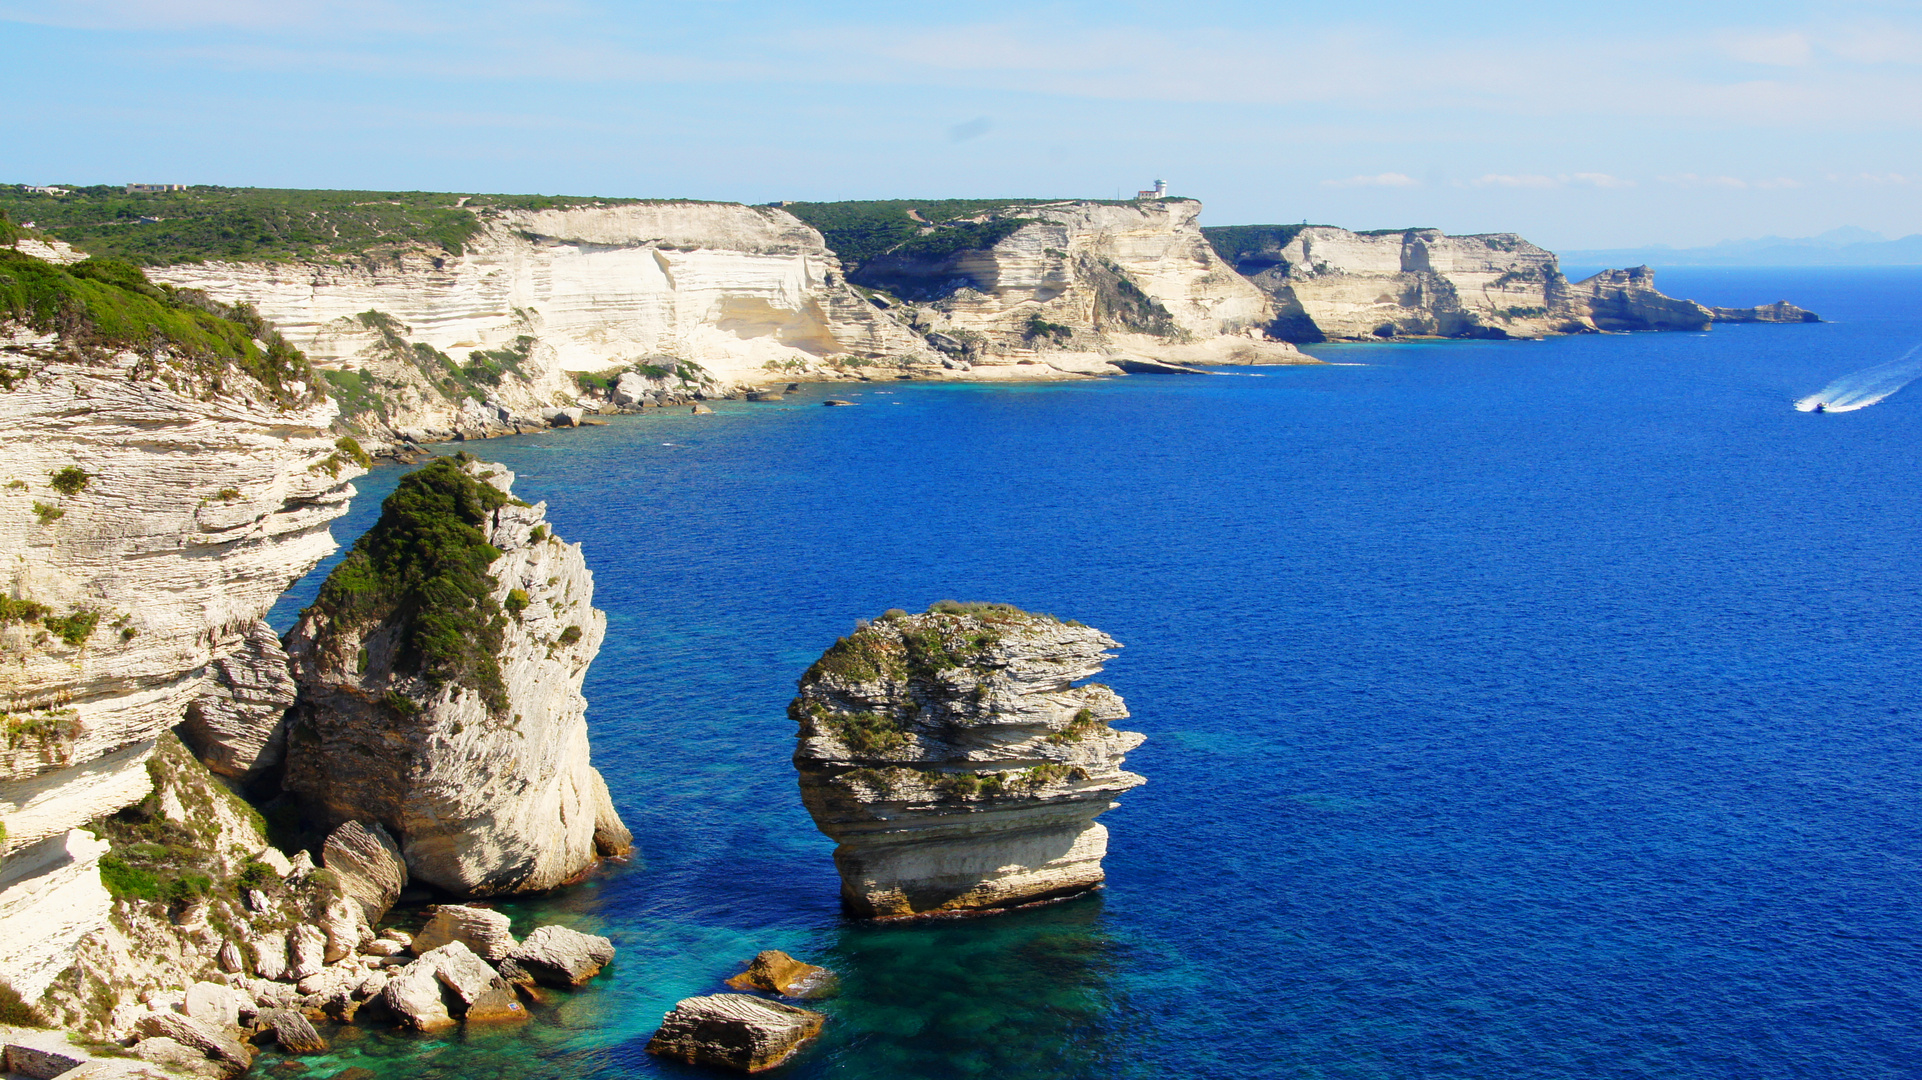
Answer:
[
  {"xmin": 1215, "ymin": 226, "xmax": 1817, "ymax": 341},
  {"xmin": 0, "ymin": 250, "xmax": 364, "ymax": 1006},
  {"xmin": 855, "ymin": 199, "xmax": 1311, "ymax": 373},
  {"xmin": 147, "ymin": 203, "xmax": 938, "ymax": 439}
]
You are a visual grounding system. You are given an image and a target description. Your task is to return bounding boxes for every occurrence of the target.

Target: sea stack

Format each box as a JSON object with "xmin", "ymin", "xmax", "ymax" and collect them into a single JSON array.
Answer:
[
  {"xmin": 283, "ymin": 454, "xmax": 632, "ymax": 895},
  {"xmin": 791, "ymin": 602, "xmax": 1145, "ymax": 917}
]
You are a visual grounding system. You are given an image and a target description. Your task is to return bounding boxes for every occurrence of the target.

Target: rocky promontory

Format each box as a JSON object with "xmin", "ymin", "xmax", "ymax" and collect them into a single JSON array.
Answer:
[
  {"xmin": 791, "ymin": 602, "xmax": 1145, "ymax": 918},
  {"xmin": 282, "ymin": 455, "xmax": 631, "ymax": 896},
  {"xmin": 1206, "ymin": 225, "xmax": 1818, "ymax": 341}
]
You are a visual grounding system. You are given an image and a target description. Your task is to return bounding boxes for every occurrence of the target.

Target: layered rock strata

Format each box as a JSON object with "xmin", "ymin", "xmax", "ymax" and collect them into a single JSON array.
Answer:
[
  {"xmin": 0, "ymin": 250, "xmax": 364, "ymax": 1003},
  {"xmin": 647, "ymin": 994, "xmax": 826, "ymax": 1073},
  {"xmin": 1210, "ymin": 226, "xmax": 1817, "ymax": 341},
  {"xmin": 852, "ymin": 200, "xmax": 1311, "ymax": 374},
  {"xmin": 792, "ymin": 603, "xmax": 1145, "ymax": 918},
  {"xmin": 147, "ymin": 202, "xmax": 940, "ymax": 441},
  {"xmin": 283, "ymin": 455, "xmax": 632, "ymax": 895}
]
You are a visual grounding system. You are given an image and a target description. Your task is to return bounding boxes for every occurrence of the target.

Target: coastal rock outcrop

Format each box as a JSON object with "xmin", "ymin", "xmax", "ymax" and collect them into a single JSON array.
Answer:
[
  {"xmin": 283, "ymin": 455, "xmax": 632, "ymax": 895},
  {"xmin": 646, "ymin": 994, "xmax": 826, "ymax": 1073},
  {"xmin": 725, "ymin": 950, "xmax": 836, "ymax": 999},
  {"xmin": 791, "ymin": 602, "xmax": 1145, "ymax": 918},
  {"xmin": 1207, "ymin": 226, "xmax": 1819, "ymax": 341}
]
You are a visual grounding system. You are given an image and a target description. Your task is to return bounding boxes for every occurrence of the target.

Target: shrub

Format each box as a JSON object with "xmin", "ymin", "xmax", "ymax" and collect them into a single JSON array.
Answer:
[
  {"xmin": 0, "ymin": 979, "xmax": 48, "ymax": 1027},
  {"xmin": 31, "ymin": 501, "xmax": 62, "ymax": 524},
  {"xmin": 504, "ymin": 588, "xmax": 530, "ymax": 621},
  {"xmin": 528, "ymin": 525, "xmax": 547, "ymax": 543},
  {"xmin": 236, "ymin": 860, "xmax": 277, "ymax": 891},
  {"xmin": 98, "ymin": 854, "xmax": 162, "ymax": 900},
  {"xmin": 0, "ymin": 595, "xmax": 50, "ymax": 624},
  {"xmin": 557, "ymin": 625, "xmax": 582, "ymax": 646},
  {"xmin": 49, "ymin": 466, "xmax": 90, "ymax": 496},
  {"xmin": 43, "ymin": 610, "xmax": 99, "ymax": 646},
  {"xmin": 828, "ymin": 711, "xmax": 911, "ymax": 755},
  {"xmin": 308, "ymin": 457, "xmax": 511, "ymax": 714}
]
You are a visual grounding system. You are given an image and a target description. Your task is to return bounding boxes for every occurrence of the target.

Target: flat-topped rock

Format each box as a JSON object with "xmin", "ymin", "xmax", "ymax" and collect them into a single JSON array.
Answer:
[
  {"xmin": 507, "ymin": 924, "xmax": 616, "ymax": 987},
  {"xmin": 645, "ymin": 993, "xmax": 825, "ymax": 1073},
  {"xmin": 725, "ymin": 950, "xmax": 837, "ymax": 999},
  {"xmin": 411, "ymin": 904, "xmax": 517, "ymax": 961},
  {"xmin": 792, "ymin": 602, "xmax": 1145, "ymax": 918}
]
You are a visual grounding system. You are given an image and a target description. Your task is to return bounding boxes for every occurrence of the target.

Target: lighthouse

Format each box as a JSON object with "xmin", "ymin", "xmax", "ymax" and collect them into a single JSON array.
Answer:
[{"xmin": 1134, "ymin": 179, "xmax": 1168, "ymax": 200}]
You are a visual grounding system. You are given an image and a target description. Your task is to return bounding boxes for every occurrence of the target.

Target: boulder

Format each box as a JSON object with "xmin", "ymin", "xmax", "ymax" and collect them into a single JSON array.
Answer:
[
  {"xmin": 317, "ymin": 894, "xmax": 365, "ymax": 963},
  {"xmin": 182, "ymin": 981, "xmax": 242, "ymax": 1028},
  {"xmin": 610, "ymin": 372, "xmax": 650, "ymax": 406},
  {"xmin": 690, "ymin": 404, "xmax": 714, "ymax": 415},
  {"xmin": 359, "ymin": 938, "xmax": 406, "ymax": 957},
  {"xmin": 418, "ymin": 941, "xmax": 526, "ymax": 1023},
  {"xmin": 287, "ymin": 925, "xmax": 326, "ymax": 980},
  {"xmin": 132, "ymin": 1036, "xmax": 227, "ymax": 1079},
  {"xmin": 254, "ymin": 847, "xmax": 294, "ymax": 879},
  {"xmin": 217, "ymin": 942, "xmax": 244, "ymax": 974},
  {"xmin": 251, "ymin": 934, "xmax": 289, "ymax": 981},
  {"xmin": 320, "ymin": 821, "xmax": 407, "ymax": 923},
  {"xmin": 507, "ymin": 924, "xmax": 615, "ymax": 987},
  {"xmin": 822, "ymin": 399, "xmax": 855, "ymax": 406},
  {"xmin": 287, "ymin": 851, "xmax": 315, "ymax": 876},
  {"xmin": 134, "ymin": 1011, "xmax": 251, "ymax": 1073},
  {"xmin": 380, "ymin": 963, "xmax": 455, "ymax": 1032},
  {"xmin": 267, "ymin": 1011, "xmax": 327, "ymax": 1055},
  {"xmin": 645, "ymin": 994, "xmax": 825, "ymax": 1073},
  {"xmin": 411, "ymin": 905, "xmax": 517, "ymax": 961},
  {"xmin": 725, "ymin": 950, "xmax": 838, "ymax": 999}
]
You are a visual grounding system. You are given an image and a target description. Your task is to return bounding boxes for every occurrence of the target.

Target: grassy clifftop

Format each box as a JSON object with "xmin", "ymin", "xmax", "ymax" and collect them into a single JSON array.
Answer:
[
  {"xmin": 0, "ymin": 186, "xmax": 652, "ymax": 266},
  {"xmin": 0, "ymin": 246, "xmax": 314, "ymax": 403}
]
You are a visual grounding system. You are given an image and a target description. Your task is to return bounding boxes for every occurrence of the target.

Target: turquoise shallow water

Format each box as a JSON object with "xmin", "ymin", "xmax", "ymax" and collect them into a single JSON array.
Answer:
[{"xmin": 267, "ymin": 268, "xmax": 1922, "ymax": 1079}]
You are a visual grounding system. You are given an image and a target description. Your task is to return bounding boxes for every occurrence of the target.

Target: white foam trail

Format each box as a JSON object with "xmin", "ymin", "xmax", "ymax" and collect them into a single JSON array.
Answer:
[{"xmin": 1795, "ymin": 345, "xmax": 1922, "ymax": 412}]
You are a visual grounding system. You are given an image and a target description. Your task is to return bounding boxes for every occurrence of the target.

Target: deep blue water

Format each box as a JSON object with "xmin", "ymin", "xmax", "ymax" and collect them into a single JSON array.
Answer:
[{"xmin": 267, "ymin": 268, "xmax": 1922, "ymax": 1080}]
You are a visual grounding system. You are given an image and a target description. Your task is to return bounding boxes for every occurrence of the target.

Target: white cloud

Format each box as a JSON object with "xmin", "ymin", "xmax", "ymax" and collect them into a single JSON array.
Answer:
[
  {"xmin": 1658, "ymin": 174, "xmax": 1803, "ymax": 190},
  {"xmin": 1466, "ymin": 173, "xmax": 1634, "ymax": 189},
  {"xmin": 1321, "ymin": 173, "xmax": 1419, "ymax": 189}
]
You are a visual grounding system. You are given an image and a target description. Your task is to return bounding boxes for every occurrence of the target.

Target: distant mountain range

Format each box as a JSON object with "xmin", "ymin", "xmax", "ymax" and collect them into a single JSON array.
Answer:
[{"xmin": 1563, "ymin": 227, "xmax": 1922, "ymax": 267}]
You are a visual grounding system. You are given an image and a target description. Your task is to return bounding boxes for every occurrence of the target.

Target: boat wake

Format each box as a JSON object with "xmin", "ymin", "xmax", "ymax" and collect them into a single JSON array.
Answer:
[{"xmin": 1796, "ymin": 345, "xmax": 1922, "ymax": 412}]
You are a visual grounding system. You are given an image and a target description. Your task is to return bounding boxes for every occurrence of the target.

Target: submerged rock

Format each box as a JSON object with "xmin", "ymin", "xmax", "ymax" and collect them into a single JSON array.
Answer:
[
  {"xmin": 266, "ymin": 1010, "xmax": 328, "ymax": 1055},
  {"xmin": 283, "ymin": 456, "xmax": 632, "ymax": 896},
  {"xmin": 791, "ymin": 602, "xmax": 1145, "ymax": 918},
  {"xmin": 645, "ymin": 993, "xmax": 825, "ymax": 1073},
  {"xmin": 724, "ymin": 950, "xmax": 837, "ymax": 999}
]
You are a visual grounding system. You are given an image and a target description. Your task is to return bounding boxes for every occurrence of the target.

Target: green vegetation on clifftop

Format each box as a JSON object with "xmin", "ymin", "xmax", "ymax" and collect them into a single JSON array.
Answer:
[
  {"xmin": 0, "ymin": 248, "xmax": 314, "ymax": 402},
  {"xmin": 307, "ymin": 456, "xmax": 511, "ymax": 714},
  {"xmin": 0, "ymin": 185, "xmax": 646, "ymax": 266}
]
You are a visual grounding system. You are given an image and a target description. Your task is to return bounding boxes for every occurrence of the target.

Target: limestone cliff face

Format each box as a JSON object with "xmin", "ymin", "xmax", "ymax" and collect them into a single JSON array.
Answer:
[
  {"xmin": 854, "ymin": 200, "xmax": 1309, "ymax": 374},
  {"xmin": 0, "ymin": 263, "xmax": 363, "ymax": 1005},
  {"xmin": 791, "ymin": 604, "xmax": 1144, "ymax": 918},
  {"xmin": 283, "ymin": 456, "xmax": 631, "ymax": 896},
  {"xmin": 1216, "ymin": 226, "xmax": 1818, "ymax": 341},
  {"xmin": 148, "ymin": 202, "xmax": 937, "ymax": 439}
]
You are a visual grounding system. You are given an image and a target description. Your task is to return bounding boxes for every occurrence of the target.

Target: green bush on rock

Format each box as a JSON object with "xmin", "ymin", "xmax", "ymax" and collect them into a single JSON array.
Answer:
[{"xmin": 307, "ymin": 456, "xmax": 511, "ymax": 714}]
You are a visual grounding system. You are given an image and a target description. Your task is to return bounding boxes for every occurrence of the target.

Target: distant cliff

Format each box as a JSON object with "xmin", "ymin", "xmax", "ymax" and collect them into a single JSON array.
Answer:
[
  {"xmin": 803, "ymin": 199, "xmax": 1309, "ymax": 373},
  {"xmin": 1206, "ymin": 225, "xmax": 1817, "ymax": 342}
]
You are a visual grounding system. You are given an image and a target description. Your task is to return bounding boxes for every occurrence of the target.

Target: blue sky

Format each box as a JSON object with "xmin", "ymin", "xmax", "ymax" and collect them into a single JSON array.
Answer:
[{"xmin": 4, "ymin": 0, "xmax": 1920, "ymax": 248}]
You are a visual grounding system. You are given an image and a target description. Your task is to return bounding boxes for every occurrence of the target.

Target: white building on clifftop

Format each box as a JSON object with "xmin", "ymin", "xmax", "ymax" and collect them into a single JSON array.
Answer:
[{"xmin": 1135, "ymin": 179, "xmax": 1168, "ymax": 199}]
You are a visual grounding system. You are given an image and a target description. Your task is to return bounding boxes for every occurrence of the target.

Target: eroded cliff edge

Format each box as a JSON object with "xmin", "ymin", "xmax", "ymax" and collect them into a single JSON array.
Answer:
[
  {"xmin": 1206, "ymin": 225, "xmax": 1819, "ymax": 342},
  {"xmin": 0, "ymin": 246, "xmax": 364, "ymax": 1008},
  {"xmin": 283, "ymin": 455, "xmax": 631, "ymax": 895},
  {"xmin": 792, "ymin": 603, "xmax": 1144, "ymax": 918}
]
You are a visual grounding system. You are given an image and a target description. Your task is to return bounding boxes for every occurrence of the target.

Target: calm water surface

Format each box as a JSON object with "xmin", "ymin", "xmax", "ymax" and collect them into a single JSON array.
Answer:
[{"xmin": 267, "ymin": 269, "xmax": 1922, "ymax": 1079}]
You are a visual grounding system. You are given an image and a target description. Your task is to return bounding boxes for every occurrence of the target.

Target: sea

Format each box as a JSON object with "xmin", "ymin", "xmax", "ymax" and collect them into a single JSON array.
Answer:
[{"xmin": 264, "ymin": 268, "xmax": 1922, "ymax": 1080}]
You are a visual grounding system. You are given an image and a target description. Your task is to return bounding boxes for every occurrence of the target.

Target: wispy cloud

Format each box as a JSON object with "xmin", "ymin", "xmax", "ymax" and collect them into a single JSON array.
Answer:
[
  {"xmin": 1660, "ymin": 173, "xmax": 1802, "ymax": 189},
  {"xmin": 1466, "ymin": 173, "xmax": 1634, "ymax": 189},
  {"xmin": 1322, "ymin": 173, "xmax": 1420, "ymax": 188}
]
